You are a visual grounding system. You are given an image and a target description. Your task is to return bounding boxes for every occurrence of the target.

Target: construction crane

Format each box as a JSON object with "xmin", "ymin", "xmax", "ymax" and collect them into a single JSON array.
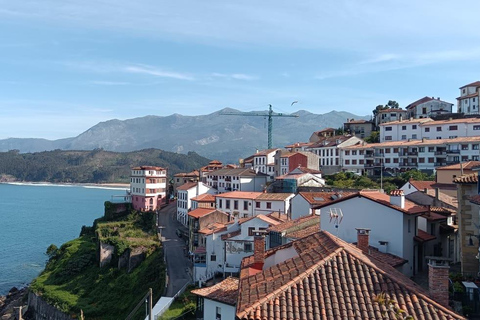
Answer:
[{"xmin": 221, "ymin": 104, "xmax": 299, "ymax": 149}]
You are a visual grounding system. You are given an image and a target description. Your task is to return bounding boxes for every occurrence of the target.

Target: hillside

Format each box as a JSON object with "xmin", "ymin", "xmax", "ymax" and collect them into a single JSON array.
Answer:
[
  {"xmin": 0, "ymin": 149, "xmax": 210, "ymax": 183},
  {"xmin": 0, "ymin": 109, "xmax": 369, "ymax": 163}
]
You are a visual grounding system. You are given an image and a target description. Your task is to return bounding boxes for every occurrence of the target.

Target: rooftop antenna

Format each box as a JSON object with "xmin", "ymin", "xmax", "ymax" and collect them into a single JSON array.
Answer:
[{"xmin": 328, "ymin": 208, "xmax": 343, "ymax": 236}]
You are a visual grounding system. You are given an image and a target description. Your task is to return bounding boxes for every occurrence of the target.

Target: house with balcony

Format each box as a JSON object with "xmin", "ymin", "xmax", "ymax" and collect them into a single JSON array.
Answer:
[
  {"xmin": 343, "ymin": 118, "xmax": 375, "ymax": 139},
  {"xmin": 317, "ymin": 189, "xmax": 429, "ymax": 276},
  {"xmin": 204, "ymin": 168, "xmax": 268, "ymax": 193},
  {"xmin": 130, "ymin": 166, "xmax": 167, "ymax": 211},
  {"xmin": 177, "ymin": 182, "xmax": 216, "ymax": 226},
  {"xmin": 406, "ymin": 96, "xmax": 453, "ymax": 119},
  {"xmin": 379, "ymin": 118, "xmax": 433, "ymax": 142},
  {"xmin": 457, "ymin": 81, "xmax": 480, "ymax": 114},
  {"xmin": 306, "ymin": 135, "xmax": 364, "ymax": 175},
  {"xmin": 242, "ymin": 148, "xmax": 279, "ymax": 181}
]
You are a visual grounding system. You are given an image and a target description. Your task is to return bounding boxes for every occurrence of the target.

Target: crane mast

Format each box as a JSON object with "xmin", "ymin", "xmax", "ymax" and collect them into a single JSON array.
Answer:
[{"xmin": 221, "ymin": 104, "xmax": 299, "ymax": 149}]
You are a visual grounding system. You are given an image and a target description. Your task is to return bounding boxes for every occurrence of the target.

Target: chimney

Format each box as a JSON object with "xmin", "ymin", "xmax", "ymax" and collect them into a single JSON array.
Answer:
[
  {"xmin": 253, "ymin": 232, "xmax": 266, "ymax": 265},
  {"xmin": 378, "ymin": 240, "xmax": 388, "ymax": 253},
  {"xmin": 427, "ymin": 257, "xmax": 451, "ymax": 307},
  {"xmin": 390, "ymin": 190, "xmax": 405, "ymax": 209},
  {"xmin": 356, "ymin": 228, "xmax": 370, "ymax": 253},
  {"xmin": 399, "ymin": 114, "xmax": 403, "ymax": 122}
]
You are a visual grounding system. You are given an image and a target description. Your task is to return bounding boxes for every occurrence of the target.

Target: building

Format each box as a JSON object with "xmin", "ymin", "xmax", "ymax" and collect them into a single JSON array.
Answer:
[
  {"xmin": 215, "ymin": 191, "xmax": 294, "ymax": 219},
  {"xmin": 406, "ymin": 96, "xmax": 453, "ymax": 119},
  {"xmin": 177, "ymin": 182, "xmax": 215, "ymax": 226},
  {"xmin": 173, "ymin": 169, "xmax": 199, "ymax": 192},
  {"xmin": 273, "ymin": 150, "xmax": 320, "ymax": 176},
  {"xmin": 309, "ymin": 127, "xmax": 336, "ymax": 142},
  {"xmin": 379, "ymin": 118, "xmax": 433, "ymax": 142},
  {"xmin": 268, "ymin": 167, "xmax": 325, "ymax": 194},
  {"xmin": 267, "ymin": 214, "xmax": 319, "ymax": 248},
  {"xmin": 242, "ymin": 148, "xmax": 279, "ymax": 181},
  {"xmin": 317, "ymin": 190, "xmax": 428, "ymax": 276},
  {"xmin": 454, "ymin": 172, "xmax": 480, "ymax": 275},
  {"xmin": 306, "ymin": 135, "xmax": 364, "ymax": 174},
  {"xmin": 400, "ymin": 178, "xmax": 457, "ymax": 197},
  {"xmin": 188, "ymin": 208, "xmax": 230, "ymax": 254},
  {"xmin": 289, "ymin": 190, "xmax": 353, "ymax": 219},
  {"xmin": 130, "ymin": 166, "xmax": 167, "ymax": 211},
  {"xmin": 375, "ymin": 108, "xmax": 408, "ymax": 127},
  {"xmin": 343, "ymin": 118, "xmax": 375, "ymax": 139},
  {"xmin": 457, "ymin": 81, "xmax": 480, "ymax": 114},
  {"xmin": 193, "ymin": 231, "xmax": 464, "ymax": 320},
  {"xmin": 436, "ymin": 160, "xmax": 480, "ymax": 187},
  {"xmin": 204, "ymin": 168, "xmax": 268, "ymax": 193},
  {"xmin": 341, "ymin": 136, "xmax": 480, "ymax": 176}
]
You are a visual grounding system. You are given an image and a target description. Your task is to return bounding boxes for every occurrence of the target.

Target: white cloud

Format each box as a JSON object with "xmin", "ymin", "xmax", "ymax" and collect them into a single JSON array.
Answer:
[
  {"xmin": 211, "ymin": 73, "xmax": 258, "ymax": 81},
  {"xmin": 124, "ymin": 65, "xmax": 194, "ymax": 80}
]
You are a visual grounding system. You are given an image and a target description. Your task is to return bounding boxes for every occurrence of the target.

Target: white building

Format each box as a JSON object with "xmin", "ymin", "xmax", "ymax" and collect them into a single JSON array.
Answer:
[
  {"xmin": 405, "ymin": 96, "xmax": 453, "ymax": 119},
  {"xmin": 243, "ymin": 148, "xmax": 279, "ymax": 181},
  {"xmin": 215, "ymin": 191, "xmax": 294, "ymax": 218},
  {"xmin": 318, "ymin": 190, "xmax": 428, "ymax": 277},
  {"xmin": 341, "ymin": 136, "xmax": 480, "ymax": 175},
  {"xmin": 380, "ymin": 118, "xmax": 433, "ymax": 142},
  {"xmin": 205, "ymin": 168, "xmax": 268, "ymax": 193},
  {"xmin": 130, "ymin": 166, "xmax": 167, "ymax": 211},
  {"xmin": 375, "ymin": 108, "xmax": 408, "ymax": 127},
  {"xmin": 176, "ymin": 182, "xmax": 215, "ymax": 226},
  {"xmin": 457, "ymin": 81, "xmax": 480, "ymax": 114},
  {"xmin": 290, "ymin": 191, "xmax": 352, "ymax": 219}
]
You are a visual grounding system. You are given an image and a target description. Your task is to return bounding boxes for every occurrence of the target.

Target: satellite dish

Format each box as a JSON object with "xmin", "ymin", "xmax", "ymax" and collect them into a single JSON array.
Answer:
[{"xmin": 328, "ymin": 208, "xmax": 343, "ymax": 232}]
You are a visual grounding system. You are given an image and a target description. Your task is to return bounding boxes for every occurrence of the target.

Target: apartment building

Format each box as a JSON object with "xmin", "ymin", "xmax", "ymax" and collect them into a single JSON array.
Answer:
[
  {"xmin": 341, "ymin": 136, "xmax": 480, "ymax": 175},
  {"xmin": 406, "ymin": 96, "xmax": 453, "ymax": 119},
  {"xmin": 242, "ymin": 148, "xmax": 279, "ymax": 181},
  {"xmin": 130, "ymin": 166, "xmax": 167, "ymax": 211},
  {"xmin": 204, "ymin": 168, "xmax": 268, "ymax": 193},
  {"xmin": 457, "ymin": 81, "xmax": 480, "ymax": 114},
  {"xmin": 343, "ymin": 119, "xmax": 375, "ymax": 139},
  {"xmin": 375, "ymin": 108, "xmax": 408, "ymax": 127}
]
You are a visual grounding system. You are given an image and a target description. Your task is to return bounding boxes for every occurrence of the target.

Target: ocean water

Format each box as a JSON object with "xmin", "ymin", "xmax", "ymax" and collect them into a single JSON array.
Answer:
[{"xmin": 0, "ymin": 183, "xmax": 128, "ymax": 295}]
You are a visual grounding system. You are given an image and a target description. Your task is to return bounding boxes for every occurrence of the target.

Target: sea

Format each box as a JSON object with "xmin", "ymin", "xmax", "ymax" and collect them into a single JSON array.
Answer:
[{"xmin": 0, "ymin": 183, "xmax": 129, "ymax": 296}]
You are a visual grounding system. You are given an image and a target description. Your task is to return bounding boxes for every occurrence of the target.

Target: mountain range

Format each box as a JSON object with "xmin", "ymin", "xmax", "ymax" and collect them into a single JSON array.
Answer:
[{"xmin": 0, "ymin": 108, "xmax": 369, "ymax": 164}]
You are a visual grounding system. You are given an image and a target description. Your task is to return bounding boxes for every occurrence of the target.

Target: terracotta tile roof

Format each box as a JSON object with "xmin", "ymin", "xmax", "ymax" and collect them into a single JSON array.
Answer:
[
  {"xmin": 205, "ymin": 168, "xmax": 268, "ymax": 177},
  {"xmin": 255, "ymin": 214, "xmax": 283, "ymax": 226},
  {"xmin": 132, "ymin": 165, "xmax": 165, "ymax": 170},
  {"xmin": 176, "ymin": 181, "xmax": 198, "ymax": 191},
  {"xmin": 216, "ymin": 191, "xmax": 262, "ymax": 199},
  {"xmin": 453, "ymin": 173, "xmax": 478, "ymax": 184},
  {"xmin": 379, "ymin": 117, "xmax": 432, "ymax": 126},
  {"xmin": 408, "ymin": 179, "xmax": 436, "ymax": 191},
  {"xmin": 236, "ymin": 231, "xmax": 463, "ymax": 320},
  {"xmin": 174, "ymin": 170, "xmax": 199, "ymax": 177},
  {"xmin": 436, "ymin": 161, "xmax": 480, "ymax": 171},
  {"xmin": 377, "ymin": 108, "xmax": 406, "ymax": 113},
  {"xmin": 414, "ymin": 229, "xmax": 437, "ymax": 243},
  {"xmin": 424, "ymin": 189, "xmax": 458, "ymax": 208},
  {"xmin": 308, "ymin": 135, "xmax": 354, "ymax": 148},
  {"xmin": 279, "ymin": 151, "xmax": 300, "ymax": 158},
  {"xmin": 345, "ymin": 119, "xmax": 371, "ymax": 124},
  {"xmin": 460, "ymin": 81, "xmax": 480, "ymax": 88},
  {"xmin": 221, "ymin": 229, "xmax": 242, "ymax": 240},
  {"xmin": 192, "ymin": 277, "xmax": 239, "ymax": 306},
  {"xmin": 406, "ymin": 96, "xmax": 435, "ymax": 109},
  {"xmin": 266, "ymin": 211, "xmax": 289, "ymax": 222},
  {"xmin": 284, "ymin": 142, "xmax": 314, "ymax": 148},
  {"xmin": 314, "ymin": 190, "xmax": 427, "ymax": 215},
  {"xmin": 187, "ymin": 208, "xmax": 216, "ymax": 219},
  {"xmin": 421, "ymin": 210, "xmax": 449, "ymax": 222},
  {"xmin": 198, "ymin": 222, "xmax": 228, "ymax": 235},
  {"xmin": 422, "ymin": 117, "xmax": 480, "ymax": 126},
  {"xmin": 365, "ymin": 246, "xmax": 407, "ymax": 268},
  {"xmin": 406, "ymin": 190, "xmax": 458, "ymax": 209},
  {"xmin": 469, "ymin": 195, "xmax": 480, "ymax": 205},
  {"xmin": 346, "ymin": 135, "xmax": 480, "ymax": 150},
  {"xmin": 389, "ymin": 189, "xmax": 404, "ymax": 196},
  {"xmin": 285, "ymin": 224, "xmax": 319, "ymax": 239},
  {"xmin": 191, "ymin": 193, "xmax": 216, "ymax": 202},
  {"xmin": 457, "ymin": 92, "xmax": 479, "ymax": 100},
  {"xmin": 255, "ymin": 193, "xmax": 293, "ymax": 201},
  {"xmin": 313, "ymin": 128, "xmax": 335, "ymax": 134},
  {"xmin": 268, "ymin": 214, "xmax": 319, "ymax": 233},
  {"xmin": 209, "ymin": 160, "xmax": 222, "ymax": 165},
  {"xmin": 298, "ymin": 191, "xmax": 354, "ymax": 205},
  {"xmin": 294, "ymin": 167, "xmax": 322, "ymax": 174},
  {"xmin": 430, "ymin": 206, "xmax": 456, "ymax": 215},
  {"xmin": 251, "ymin": 148, "xmax": 280, "ymax": 156}
]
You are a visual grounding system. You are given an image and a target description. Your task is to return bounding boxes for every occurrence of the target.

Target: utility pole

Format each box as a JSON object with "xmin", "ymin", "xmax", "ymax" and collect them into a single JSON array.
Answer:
[{"xmin": 221, "ymin": 104, "xmax": 299, "ymax": 149}]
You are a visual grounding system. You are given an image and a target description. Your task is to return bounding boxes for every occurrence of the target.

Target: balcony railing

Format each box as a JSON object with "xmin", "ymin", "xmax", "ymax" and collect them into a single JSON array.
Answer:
[
  {"xmin": 408, "ymin": 152, "xmax": 418, "ymax": 156},
  {"xmin": 434, "ymin": 162, "xmax": 447, "ymax": 166},
  {"xmin": 446, "ymin": 149, "xmax": 460, "ymax": 154},
  {"xmin": 434, "ymin": 151, "xmax": 446, "ymax": 155},
  {"xmin": 400, "ymin": 163, "xmax": 418, "ymax": 168},
  {"xmin": 365, "ymin": 153, "xmax": 374, "ymax": 159}
]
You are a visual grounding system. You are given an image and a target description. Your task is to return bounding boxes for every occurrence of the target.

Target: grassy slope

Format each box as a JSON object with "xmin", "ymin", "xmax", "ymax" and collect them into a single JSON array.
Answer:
[{"xmin": 31, "ymin": 225, "xmax": 165, "ymax": 319}]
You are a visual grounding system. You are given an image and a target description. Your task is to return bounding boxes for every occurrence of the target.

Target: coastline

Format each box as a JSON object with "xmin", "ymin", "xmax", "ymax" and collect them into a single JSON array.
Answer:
[{"xmin": 1, "ymin": 181, "xmax": 130, "ymax": 190}]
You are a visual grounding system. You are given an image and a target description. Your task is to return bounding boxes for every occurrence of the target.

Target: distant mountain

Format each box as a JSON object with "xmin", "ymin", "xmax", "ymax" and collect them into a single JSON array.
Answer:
[{"xmin": 0, "ymin": 109, "xmax": 369, "ymax": 163}]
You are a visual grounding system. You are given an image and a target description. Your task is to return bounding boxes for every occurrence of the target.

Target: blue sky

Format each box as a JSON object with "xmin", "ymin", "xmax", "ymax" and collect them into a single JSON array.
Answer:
[{"xmin": 1, "ymin": 0, "xmax": 480, "ymax": 139}]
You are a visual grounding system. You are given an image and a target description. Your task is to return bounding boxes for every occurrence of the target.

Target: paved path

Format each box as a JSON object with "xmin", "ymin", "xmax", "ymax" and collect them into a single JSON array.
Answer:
[{"xmin": 157, "ymin": 202, "xmax": 191, "ymax": 297}]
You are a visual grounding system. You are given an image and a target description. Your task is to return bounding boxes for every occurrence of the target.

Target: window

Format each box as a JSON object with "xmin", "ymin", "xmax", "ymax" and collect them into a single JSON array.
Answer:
[
  {"xmin": 449, "ymin": 136, "xmax": 458, "ymax": 139},
  {"xmin": 266, "ymin": 202, "xmax": 272, "ymax": 209},
  {"xmin": 402, "ymin": 125, "xmax": 407, "ymax": 130},
  {"xmin": 401, "ymin": 135, "xmax": 407, "ymax": 140},
  {"xmin": 436, "ymin": 127, "xmax": 442, "ymax": 131},
  {"xmin": 412, "ymin": 134, "xmax": 417, "ymax": 139},
  {"xmin": 425, "ymin": 127, "xmax": 430, "ymax": 132},
  {"xmin": 385, "ymin": 136, "xmax": 392, "ymax": 141},
  {"xmin": 473, "ymin": 156, "xmax": 479, "ymax": 161},
  {"xmin": 393, "ymin": 158, "xmax": 399, "ymax": 163},
  {"xmin": 462, "ymin": 144, "xmax": 469, "ymax": 150},
  {"xmin": 422, "ymin": 107, "xmax": 427, "ymax": 114},
  {"xmin": 216, "ymin": 306, "xmax": 222, "ymax": 320},
  {"xmin": 393, "ymin": 148, "xmax": 399, "ymax": 153},
  {"xmin": 428, "ymin": 158, "xmax": 434, "ymax": 163},
  {"xmin": 244, "ymin": 243, "xmax": 253, "ymax": 252},
  {"xmin": 243, "ymin": 201, "xmax": 248, "ymax": 210},
  {"xmin": 385, "ymin": 148, "xmax": 390, "ymax": 153},
  {"xmin": 359, "ymin": 160, "xmax": 364, "ymax": 164},
  {"xmin": 408, "ymin": 219, "xmax": 411, "ymax": 233},
  {"xmin": 385, "ymin": 126, "xmax": 392, "ymax": 131},
  {"xmin": 473, "ymin": 144, "xmax": 479, "ymax": 150},
  {"xmin": 385, "ymin": 158, "xmax": 390, "ymax": 163},
  {"xmin": 255, "ymin": 202, "xmax": 260, "ymax": 208},
  {"xmin": 234, "ymin": 200, "xmax": 238, "ymax": 210},
  {"xmin": 352, "ymin": 150, "xmax": 357, "ymax": 155},
  {"xmin": 419, "ymin": 147, "xmax": 425, "ymax": 152},
  {"xmin": 345, "ymin": 160, "xmax": 350, "ymax": 165},
  {"xmin": 419, "ymin": 158, "xmax": 425, "ymax": 163},
  {"xmin": 352, "ymin": 160, "xmax": 357, "ymax": 165},
  {"xmin": 412, "ymin": 125, "xmax": 417, "ymax": 129},
  {"xmin": 345, "ymin": 150, "xmax": 350, "ymax": 156},
  {"xmin": 449, "ymin": 125, "xmax": 458, "ymax": 131},
  {"xmin": 211, "ymin": 254, "xmax": 216, "ymax": 262},
  {"xmin": 428, "ymin": 147, "xmax": 434, "ymax": 152},
  {"xmin": 218, "ymin": 199, "xmax": 222, "ymax": 208},
  {"xmin": 226, "ymin": 200, "xmax": 230, "ymax": 209},
  {"xmin": 474, "ymin": 125, "xmax": 480, "ymax": 130},
  {"xmin": 248, "ymin": 227, "xmax": 255, "ymax": 236}
]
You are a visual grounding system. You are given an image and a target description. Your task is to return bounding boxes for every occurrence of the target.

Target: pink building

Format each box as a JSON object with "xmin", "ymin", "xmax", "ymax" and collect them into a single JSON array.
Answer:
[{"xmin": 130, "ymin": 166, "xmax": 167, "ymax": 211}]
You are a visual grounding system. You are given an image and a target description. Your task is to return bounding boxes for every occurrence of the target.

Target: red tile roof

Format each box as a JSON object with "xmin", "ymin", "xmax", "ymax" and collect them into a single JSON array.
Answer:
[
  {"xmin": 132, "ymin": 165, "xmax": 165, "ymax": 170},
  {"xmin": 377, "ymin": 108, "xmax": 406, "ymax": 113},
  {"xmin": 284, "ymin": 142, "xmax": 314, "ymax": 148},
  {"xmin": 198, "ymin": 222, "xmax": 228, "ymax": 235},
  {"xmin": 192, "ymin": 277, "xmax": 239, "ymax": 306},
  {"xmin": 406, "ymin": 96, "xmax": 435, "ymax": 109},
  {"xmin": 176, "ymin": 181, "xmax": 198, "ymax": 191},
  {"xmin": 187, "ymin": 208, "xmax": 216, "ymax": 219},
  {"xmin": 298, "ymin": 191, "xmax": 353, "ymax": 205},
  {"xmin": 255, "ymin": 193, "xmax": 293, "ymax": 201},
  {"xmin": 408, "ymin": 179, "xmax": 436, "ymax": 191},
  {"xmin": 469, "ymin": 195, "xmax": 480, "ymax": 205},
  {"xmin": 216, "ymin": 191, "xmax": 262, "ymax": 199},
  {"xmin": 460, "ymin": 81, "xmax": 480, "ymax": 88},
  {"xmin": 365, "ymin": 246, "xmax": 407, "ymax": 268},
  {"xmin": 191, "ymin": 193, "xmax": 216, "ymax": 202},
  {"xmin": 453, "ymin": 173, "xmax": 478, "ymax": 184},
  {"xmin": 389, "ymin": 189, "xmax": 404, "ymax": 196},
  {"xmin": 414, "ymin": 229, "xmax": 437, "ymax": 243},
  {"xmin": 236, "ymin": 231, "xmax": 463, "ymax": 320},
  {"xmin": 379, "ymin": 117, "xmax": 432, "ymax": 126},
  {"xmin": 268, "ymin": 214, "xmax": 319, "ymax": 233},
  {"xmin": 436, "ymin": 161, "xmax": 480, "ymax": 171}
]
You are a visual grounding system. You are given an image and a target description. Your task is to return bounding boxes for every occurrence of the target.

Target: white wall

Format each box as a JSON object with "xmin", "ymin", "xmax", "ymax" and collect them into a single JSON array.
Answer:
[
  {"xmin": 263, "ymin": 246, "xmax": 298, "ymax": 269},
  {"xmin": 291, "ymin": 194, "xmax": 312, "ymax": 219},
  {"xmin": 203, "ymin": 299, "xmax": 236, "ymax": 320},
  {"xmin": 319, "ymin": 197, "xmax": 414, "ymax": 276}
]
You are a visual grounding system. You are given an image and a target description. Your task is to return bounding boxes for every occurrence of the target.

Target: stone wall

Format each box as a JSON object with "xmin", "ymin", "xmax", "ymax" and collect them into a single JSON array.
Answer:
[
  {"xmin": 27, "ymin": 292, "xmax": 74, "ymax": 320},
  {"xmin": 98, "ymin": 241, "xmax": 115, "ymax": 268},
  {"xmin": 457, "ymin": 183, "xmax": 479, "ymax": 274}
]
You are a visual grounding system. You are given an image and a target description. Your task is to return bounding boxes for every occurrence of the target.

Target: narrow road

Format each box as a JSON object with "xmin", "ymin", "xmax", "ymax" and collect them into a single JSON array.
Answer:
[{"xmin": 157, "ymin": 202, "xmax": 191, "ymax": 297}]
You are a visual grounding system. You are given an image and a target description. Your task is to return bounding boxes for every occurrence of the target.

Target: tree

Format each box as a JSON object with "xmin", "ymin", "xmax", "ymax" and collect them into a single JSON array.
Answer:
[
  {"xmin": 372, "ymin": 100, "xmax": 400, "ymax": 116},
  {"xmin": 364, "ymin": 131, "xmax": 380, "ymax": 143}
]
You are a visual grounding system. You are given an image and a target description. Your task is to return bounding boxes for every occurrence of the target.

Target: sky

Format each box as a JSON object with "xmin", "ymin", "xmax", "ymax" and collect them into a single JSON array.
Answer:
[{"xmin": 1, "ymin": 0, "xmax": 480, "ymax": 140}]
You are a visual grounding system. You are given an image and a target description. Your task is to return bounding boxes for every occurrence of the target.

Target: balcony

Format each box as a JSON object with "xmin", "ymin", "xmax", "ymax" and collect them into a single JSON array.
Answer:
[
  {"xmin": 400, "ymin": 162, "xmax": 418, "ymax": 168},
  {"xmin": 373, "ymin": 153, "xmax": 384, "ymax": 158},
  {"xmin": 225, "ymin": 177, "xmax": 232, "ymax": 182},
  {"xmin": 434, "ymin": 151, "xmax": 446, "ymax": 155},
  {"xmin": 434, "ymin": 162, "xmax": 447, "ymax": 167},
  {"xmin": 365, "ymin": 153, "xmax": 374, "ymax": 159},
  {"xmin": 212, "ymin": 176, "xmax": 218, "ymax": 181},
  {"xmin": 446, "ymin": 149, "xmax": 460, "ymax": 154},
  {"xmin": 408, "ymin": 151, "xmax": 418, "ymax": 156},
  {"xmin": 364, "ymin": 163, "xmax": 375, "ymax": 169}
]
